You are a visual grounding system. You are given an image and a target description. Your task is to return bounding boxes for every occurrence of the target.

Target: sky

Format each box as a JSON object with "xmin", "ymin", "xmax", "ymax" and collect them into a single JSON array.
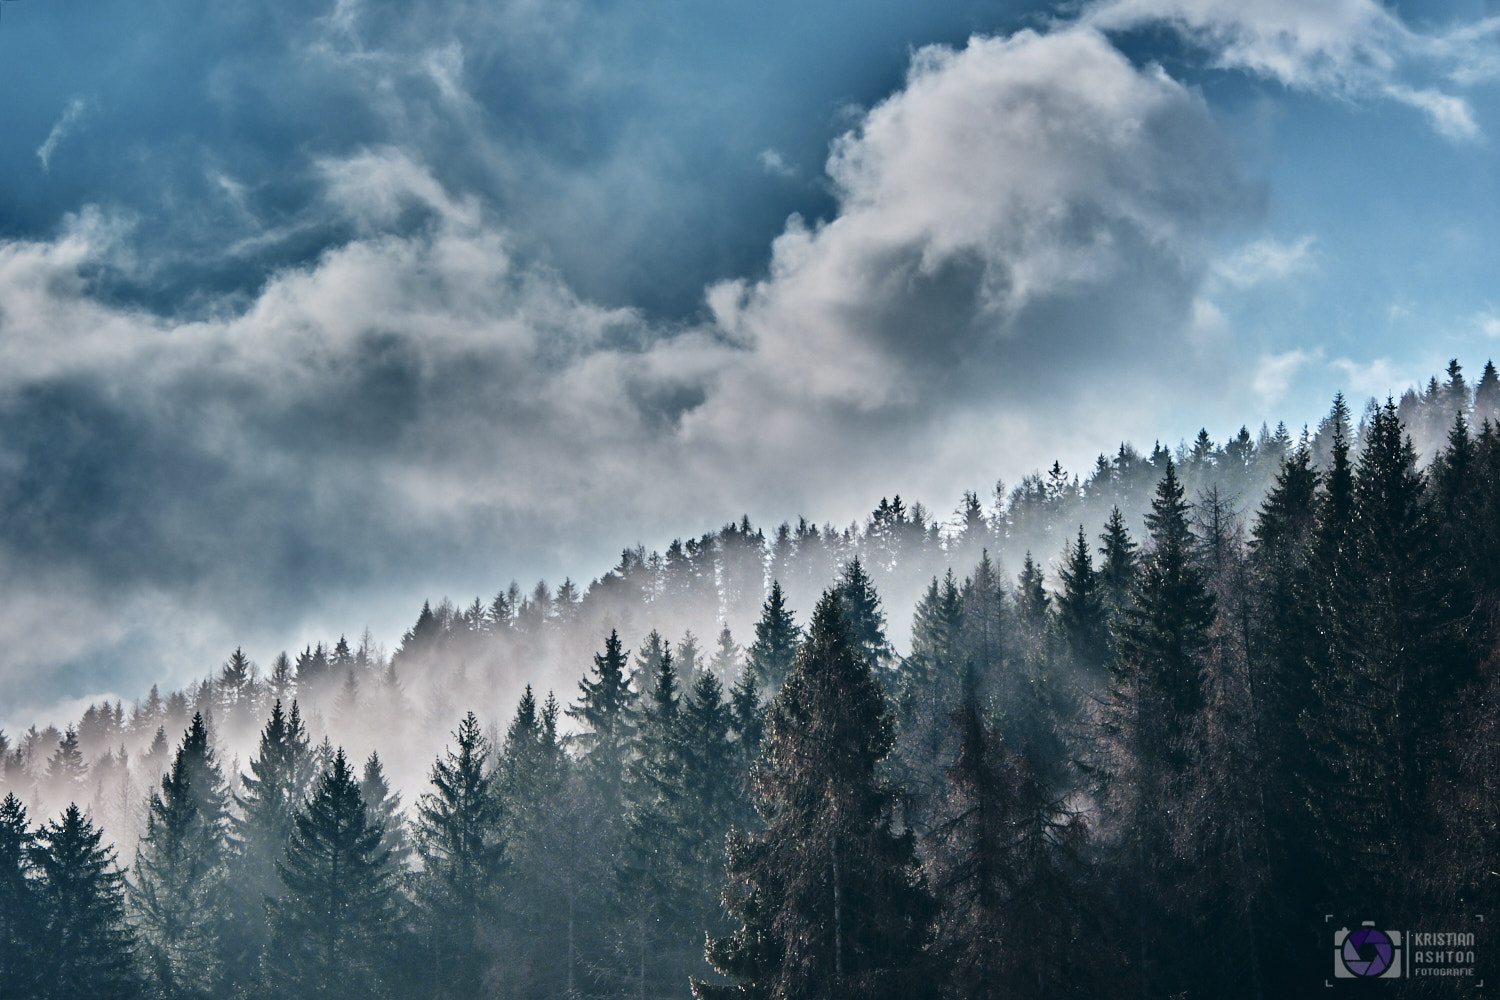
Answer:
[{"xmin": 0, "ymin": 0, "xmax": 1497, "ymax": 733}]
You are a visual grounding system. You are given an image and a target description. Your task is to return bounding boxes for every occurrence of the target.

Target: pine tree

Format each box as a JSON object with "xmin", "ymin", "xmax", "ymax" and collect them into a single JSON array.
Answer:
[
  {"xmin": 266, "ymin": 749, "xmax": 400, "ymax": 999},
  {"xmin": 224, "ymin": 700, "xmax": 313, "ymax": 982},
  {"xmin": 360, "ymin": 752, "xmax": 410, "ymax": 870},
  {"xmin": 620, "ymin": 646, "xmax": 692, "ymax": 996},
  {"xmin": 1097, "ymin": 507, "xmax": 1138, "ymax": 623},
  {"xmin": 1247, "ymin": 445, "xmax": 1322, "ymax": 989},
  {"xmin": 1056, "ymin": 525, "xmax": 1108, "ymax": 677},
  {"xmin": 710, "ymin": 625, "xmax": 743, "ymax": 685},
  {"xmin": 130, "ymin": 713, "xmax": 230, "ymax": 998},
  {"xmin": 838, "ymin": 559, "xmax": 893, "ymax": 671},
  {"xmin": 925, "ymin": 689, "xmax": 1094, "ymax": 1000},
  {"xmin": 48, "ymin": 725, "xmax": 88, "ymax": 798},
  {"xmin": 567, "ymin": 630, "xmax": 639, "ymax": 818},
  {"xmin": 1102, "ymin": 457, "xmax": 1216, "ymax": 997},
  {"xmin": 1314, "ymin": 402, "xmax": 1467, "ymax": 911},
  {"xmin": 746, "ymin": 581, "xmax": 800, "ymax": 695},
  {"xmin": 959, "ymin": 550, "xmax": 1006, "ymax": 688},
  {"xmin": 1, "ymin": 793, "xmax": 43, "ymax": 998},
  {"xmin": 1474, "ymin": 358, "xmax": 1500, "ymax": 425},
  {"xmin": 415, "ymin": 712, "xmax": 504, "ymax": 999},
  {"xmin": 32, "ymin": 803, "xmax": 141, "ymax": 999},
  {"xmin": 697, "ymin": 589, "xmax": 930, "ymax": 1000},
  {"xmin": 895, "ymin": 572, "xmax": 966, "ymax": 829}
]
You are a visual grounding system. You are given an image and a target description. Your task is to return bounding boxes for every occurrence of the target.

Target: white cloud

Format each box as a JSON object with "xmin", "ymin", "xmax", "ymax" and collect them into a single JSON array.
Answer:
[
  {"xmin": 1085, "ymin": 0, "xmax": 1490, "ymax": 141},
  {"xmin": 1477, "ymin": 310, "xmax": 1500, "ymax": 339},
  {"xmin": 1332, "ymin": 355, "xmax": 1421, "ymax": 399},
  {"xmin": 36, "ymin": 97, "xmax": 90, "ymax": 172},
  {"xmin": 758, "ymin": 149, "xmax": 797, "ymax": 178},
  {"xmin": 1252, "ymin": 347, "xmax": 1320, "ymax": 404},
  {"xmin": 0, "ymin": 25, "xmax": 1257, "ymax": 712},
  {"xmin": 1212, "ymin": 234, "xmax": 1317, "ymax": 289}
]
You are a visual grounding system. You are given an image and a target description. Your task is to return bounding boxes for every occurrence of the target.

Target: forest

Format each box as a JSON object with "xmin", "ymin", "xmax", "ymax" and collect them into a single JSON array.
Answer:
[{"xmin": 3, "ymin": 358, "xmax": 1500, "ymax": 998}]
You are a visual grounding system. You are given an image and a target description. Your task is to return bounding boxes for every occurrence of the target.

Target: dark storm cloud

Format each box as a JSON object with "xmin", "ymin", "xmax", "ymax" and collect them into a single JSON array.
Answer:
[
  {"xmin": 3, "ymin": 0, "xmax": 1033, "ymax": 319},
  {"xmin": 0, "ymin": 11, "xmax": 1263, "ymax": 727}
]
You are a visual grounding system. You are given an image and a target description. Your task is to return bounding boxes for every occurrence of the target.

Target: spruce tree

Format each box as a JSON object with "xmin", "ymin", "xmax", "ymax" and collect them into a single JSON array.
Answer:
[
  {"xmin": 925, "ymin": 689, "xmax": 1094, "ymax": 1000},
  {"xmin": 224, "ymin": 700, "xmax": 313, "ymax": 982},
  {"xmin": 620, "ymin": 646, "xmax": 692, "ymax": 996},
  {"xmin": 415, "ymin": 712, "xmax": 504, "ymax": 999},
  {"xmin": 1247, "ymin": 445, "xmax": 1322, "ymax": 989},
  {"xmin": 1, "ymin": 793, "xmax": 43, "ymax": 998},
  {"xmin": 895, "ymin": 573, "xmax": 966, "ymax": 829},
  {"xmin": 266, "ymin": 749, "xmax": 400, "ymax": 1000},
  {"xmin": 32, "ymin": 803, "xmax": 141, "ymax": 999},
  {"xmin": 697, "ymin": 589, "xmax": 930, "ymax": 1000},
  {"xmin": 838, "ymin": 559, "xmax": 893, "ymax": 671},
  {"xmin": 959, "ymin": 550, "xmax": 1006, "ymax": 686},
  {"xmin": 746, "ymin": 581, "xmax": 800, "ymax": 696},
  {"xmin": 1102, "ymin": 457, "xmax": 1216, "ymax": 997},
  {"xmin": 130, "ymin": 713, "xmax": 230, "ymax": 998},
  {"xmin": 1097, "ymin": 506, "xmax": 1138, "ymax": 622},
  {"xmin": 360, "ymin": 752, "xmax": 410, "ymax": 870},
  {"xmin": 567, "ymin": 629, "xmax": 638, "ymax": 818},
  {"xmin": 1056, "ymin": 525, "xmax": 1108, "ymax": 677}
]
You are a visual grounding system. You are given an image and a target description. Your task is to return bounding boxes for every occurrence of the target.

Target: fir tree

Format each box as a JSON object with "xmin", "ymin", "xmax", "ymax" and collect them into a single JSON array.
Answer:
[
  {"xmin": 224, "ymin": 700, "xmax": 313, "ymax": 981},
  {"xmin": 838, "ymin": 559, "xmax": 893, "ymax": 671},
  {"xmin": 130, "ymin": 713, "xmax": 230, "ymax": 998},
  {"xmin": 925, "ymin": 688, "xmax": 1094, "ymax": 1000},
  {"xmin": 567, "ymin": 630, "xmax": 639, "ymax": 818},
  {"xmin": 415, "ymin": 712, "xmax": 504, "ymax": 999},
  {"xmin": 697, "ymin": 589, "xmax": 930, "ymax": 1000},
  {"xmin": 1056, "ymin": 525, "xmax": 1108, "ymax": 677},
  {"xmin": 32, "ymin": 803, "xmax": 141, "ymax": 999},
  {"xmin": 360, "ymin": 752, "xmax": 410, "ymax": 870},
  {"xmin": 267, "ymin": 749, "xmax": 400, "ymax": 999},
  {"xmin": 1102, "ymin": 457, "xmax": 1216, "ymax": 997},
  {"xmin": 0, "ymin": 793, "xmax": 43, "ymax": 998},
  {"xmin": 1097, "ymin": 507, "xmax": 1138, "ymax": 621},
  {"xmin": 746, "ymin": 581, "xmax": 800, "ymax": 695}
]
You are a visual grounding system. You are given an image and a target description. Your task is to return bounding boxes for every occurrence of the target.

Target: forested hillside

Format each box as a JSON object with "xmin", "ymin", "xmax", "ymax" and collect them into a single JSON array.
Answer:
[{"xmin": 3, "ymin": 358, "xmax": 1499, "ymax": 998}]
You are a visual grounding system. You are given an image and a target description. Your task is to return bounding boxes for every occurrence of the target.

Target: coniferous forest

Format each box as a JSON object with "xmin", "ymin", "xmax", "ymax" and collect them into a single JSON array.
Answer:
[{"xmin": 5, "ymin": 359, "xmax": 1500, "ymax": 998}]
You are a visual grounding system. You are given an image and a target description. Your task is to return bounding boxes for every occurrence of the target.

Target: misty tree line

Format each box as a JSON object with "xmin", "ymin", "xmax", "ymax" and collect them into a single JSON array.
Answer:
[{"xmin": 2, "ymin": 358, "xmax": 1500, "ymax": 998}]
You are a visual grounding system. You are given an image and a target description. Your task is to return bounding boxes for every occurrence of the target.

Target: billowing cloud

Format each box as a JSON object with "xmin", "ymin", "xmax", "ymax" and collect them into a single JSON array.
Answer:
[
  {"xmin": 0, "ymin": 23, "xmax": 1259, "ymax": 725},
  {"xmin": 1085, "ymin": 0, "xmax": 1492, "ymax": 139}
]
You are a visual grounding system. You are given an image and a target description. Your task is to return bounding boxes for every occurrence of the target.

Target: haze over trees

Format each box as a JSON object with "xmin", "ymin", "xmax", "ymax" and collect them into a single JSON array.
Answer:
[{"xmin": 3, "ymin": 359, "xmax": 1499, "ymax": 996}]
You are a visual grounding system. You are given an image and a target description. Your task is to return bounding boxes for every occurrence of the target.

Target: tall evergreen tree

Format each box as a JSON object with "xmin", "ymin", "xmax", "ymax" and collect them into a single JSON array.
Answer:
[
  {"xmin": 415, "ymin": 712, "xmax": 505, "ymax": 999},
  {"xmin": 0, "ymin": 793, "xmax": 43, "ymax": 998},
  {"xmin": 1056, "ymin": 525, "xmax": 1108, "ymax": 677},
  {"xmin": 266, "ymin": 750, "xmax": 400, "ymax": 1000},
  {"xmin": 130, "ymin": 713, "xmax": 230, "ymax": 998},
  {"xmin": 697, "ymin": 589, "xmax": 930, "ymax": 1000},
  {"xmin": 224, "ymin": 700, "xmax": 313, "ymax": 982},
  {"xmin": 32, "ymin": 803, "xmax": 141, "ymax": 999},
  {"xmin": 746, "ymin": 581, "xmax": 800, "ymax": 696},
  {"xmin": 1102, "ymin": 457, "xmax": 1216, "ymax": 998},
  {"xmin": 925, "ymin": 689, "xmax": 1094, "ymax": 1000},
  {"xmin": 1097, "ymin": 505, "xmax": 1139, "ymax": 652},
  {"xmin": 567, "ymin": 630, "xmax": 639, "ymax": 818},
  {"xmin": 838, "ymin": 559, "xmax": 893, "ymax": 672}
]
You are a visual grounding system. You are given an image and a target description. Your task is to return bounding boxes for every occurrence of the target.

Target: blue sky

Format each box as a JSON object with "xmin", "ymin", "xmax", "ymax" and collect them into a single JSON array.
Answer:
[{"xmin": 0, "ymin": 0, "xmax": 1497, "ymax": 730}]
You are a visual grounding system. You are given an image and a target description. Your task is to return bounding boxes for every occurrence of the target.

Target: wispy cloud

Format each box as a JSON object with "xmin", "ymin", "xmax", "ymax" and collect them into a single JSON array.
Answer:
[
  {"xmin": 1212, "ymin": 235, "xmax": 1317, "ymax": 289},
  {"xmin": 1084, "ymin": 0, "xmax": 1490, "ymax": 141},
  {"xmin": 36, "ymin": 97, "xmax": 90, "ymax": 172},
  {"xmin": 1252, "ymin": 347, "xmax": 1320, "ymax": 405},
  {"xmin": 758, "ymin": 149, "xmax": 797, "ymax": 178}
]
